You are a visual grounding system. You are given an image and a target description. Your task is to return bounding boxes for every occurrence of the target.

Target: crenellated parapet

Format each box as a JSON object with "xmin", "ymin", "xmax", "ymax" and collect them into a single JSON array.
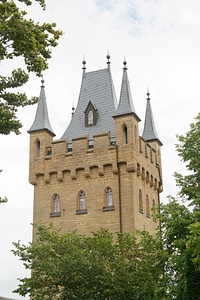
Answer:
[{"xmin": 29, "ymin": 131, "xmax": 162, "ymax": 193}]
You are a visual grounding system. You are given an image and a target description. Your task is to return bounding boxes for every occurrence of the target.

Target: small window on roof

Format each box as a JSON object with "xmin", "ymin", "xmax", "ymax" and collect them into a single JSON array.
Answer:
[{"xmin": 85, "ymin": 101, "xmax": 97, "ymax": 127}]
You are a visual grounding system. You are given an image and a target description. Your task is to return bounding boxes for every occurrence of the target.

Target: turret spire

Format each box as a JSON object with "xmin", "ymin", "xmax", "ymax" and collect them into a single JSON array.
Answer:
[
  {"xmin": 28, "ymin": 80, "xmax": 55, "ymax": 136},
  {"xmin": 142, "ymin": 90, "xmax": 162, "ymax": 145},
  {"xmin": 114, "ymin": 59, "xmax": 140, "ymax": 120}
]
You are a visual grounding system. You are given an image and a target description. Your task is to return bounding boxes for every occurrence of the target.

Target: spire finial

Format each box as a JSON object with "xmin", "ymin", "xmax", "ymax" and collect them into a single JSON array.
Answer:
[
  {"xmin": 147, "ymin": 88, "xmax": 150, "ymax": 100},
  {"xmin": 106, "ymin": 51, "xmax": 111, "ymax": 65},
  {"xmin": 82, "ymin": 56, "xmax": 86, "ymax": 70},
  {"xmin": 41, "ymin": 78, "xmax": 45, "ymax": 87},
  {"xmin": 71, "ymin": 103, "xmax": 75, "ymax": 118},
  {"xmin": 123, "ymin": 57, "xmax": 127, "ymax": 70}
]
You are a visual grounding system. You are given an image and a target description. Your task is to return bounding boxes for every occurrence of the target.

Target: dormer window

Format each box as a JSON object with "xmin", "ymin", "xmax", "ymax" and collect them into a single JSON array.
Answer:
[{"xmin": 85, "ymin": 101, "xmax": 97, "ymax": 127}]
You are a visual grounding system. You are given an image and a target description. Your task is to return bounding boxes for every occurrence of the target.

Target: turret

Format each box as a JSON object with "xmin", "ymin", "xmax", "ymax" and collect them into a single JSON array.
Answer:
[
  {"xmin": 28, "ymin": 80, "xmax": 55, "ymax": 184},
  {"xmin": 142, "ymin": 90, "xmax": 163, "ymax": 191}
]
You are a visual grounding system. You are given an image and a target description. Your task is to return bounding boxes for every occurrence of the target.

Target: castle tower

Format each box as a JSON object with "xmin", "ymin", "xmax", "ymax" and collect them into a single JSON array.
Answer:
[{"xmin": 28, "ymin": 56, "xmax": 163, "ymax": 235}]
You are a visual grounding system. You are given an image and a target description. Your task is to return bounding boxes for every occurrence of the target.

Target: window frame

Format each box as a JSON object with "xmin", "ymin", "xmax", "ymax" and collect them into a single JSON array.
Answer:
[
  {"xmin": 139, "ymin": 189, "xmax": 143, "ymax": 214},
  {"xmin": 85, "ymin": 101, "xmax": 97, "ymax": 127},
  {"xmin": 146, "ymin": 194, "xmax": 150, "ymax": 218},
  {"xmin": 122, "ymin": 124, "xmax": 128, "ymax": 144},
  {"xmin": 50, "ymin": 193, "xmax": 61, "ymax": 218},
  {"xmin": 36, "ymin": 138, "xmax": 40, "ymax": 157},
  {"xmin": 76, "ymin": 190, "xmax": 87, "ymax": 215},
  {"xmin": 103, "ymin": 186, "xmax": 115, "ymax": 211}
]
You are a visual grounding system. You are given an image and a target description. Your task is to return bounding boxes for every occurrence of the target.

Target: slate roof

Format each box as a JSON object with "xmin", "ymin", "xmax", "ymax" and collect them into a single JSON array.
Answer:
[
  {"xmin": 142, "ymin": 92, "xmax": 162, "ymax": 145},
  {"xmin": 61, "ymin": 64, "xmax": 118, "ymax": 143},
  {"xmin": 28, "ymin": 81, "xmax": 55, "ymax": 136},
  {"xmin": 114, "ymin": 61, "xmax": 140, "ymax": 121}
]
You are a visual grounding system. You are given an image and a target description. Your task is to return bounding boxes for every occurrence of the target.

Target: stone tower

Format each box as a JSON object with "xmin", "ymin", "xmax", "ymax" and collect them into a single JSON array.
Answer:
[{"xmin": 28, "ymin": 56, "xmax": 163, "ymax": 236}]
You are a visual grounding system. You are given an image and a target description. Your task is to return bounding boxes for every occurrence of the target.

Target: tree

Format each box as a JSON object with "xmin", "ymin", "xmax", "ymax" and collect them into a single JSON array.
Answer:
[
  {"xmin": 157, "ymin": 113, "xmax": 200, "ymax": 299},
  {"xmin": 0, "ymin": 0, "xmax": 62, "ymax": 135},
  {"xmin": 12, "ymin": 224, "xmax": 165, "ymax": 300}
]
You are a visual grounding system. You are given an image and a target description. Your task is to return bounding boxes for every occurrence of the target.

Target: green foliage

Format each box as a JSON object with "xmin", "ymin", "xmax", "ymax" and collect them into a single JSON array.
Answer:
[
  {"xmin": 157, "ymin": 113, "xmax": 200, "ymax": 299},
  {"xmin": 0, "ymin": 0, "xmax": 62, "ymax": 135},
  {"xmin": 174, "ymin": 113, "xmax": 200, "ymax": 207},
  {"xmin": 12, "ymin": 224, "xmax": 165, "ymax": 300}
]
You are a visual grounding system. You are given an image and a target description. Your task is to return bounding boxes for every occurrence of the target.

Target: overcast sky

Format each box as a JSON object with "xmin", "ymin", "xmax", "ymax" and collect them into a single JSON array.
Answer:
[{"xmin": 0, "ymin": 0, "xmax": 200, "ymax": 298}]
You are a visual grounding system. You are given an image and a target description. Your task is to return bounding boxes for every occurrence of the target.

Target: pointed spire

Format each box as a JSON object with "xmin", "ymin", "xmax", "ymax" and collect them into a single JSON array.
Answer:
[
  {"xmin": 28, "ymin": 80, "xmax": 55, "ymax": 136},
  {"xmin": 114, "ymin": 59, "xmax": 140, "ymax": 120},
  {"xmin": 142, "ymin": 90, "xmax": 162, "ymax": 145}
]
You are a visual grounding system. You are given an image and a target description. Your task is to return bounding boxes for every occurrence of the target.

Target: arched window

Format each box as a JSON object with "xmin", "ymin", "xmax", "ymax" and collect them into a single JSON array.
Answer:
[
  {"xmin": 106, "ymin": 187, "xmax": 113, "ymax": 206},
  {"xmin": 139, "ymin": 189, "xmax": 143, "ymax": 213},
  {"xmin": 146, "ymin": 195, "xmax": 150, "ymax": 218},
  {"xmin": 50, "ymin": 193, "xmax": 61, "ymax": 217},
  {"xmin": 53, "ymin": 193, "xmax": 60, "ymax": 212},
  {"xmin": 122, "ymin": 125, "xmax": 128, "ymax": 144},
  {"xmin": 36, "ymin": 139, "xmax": 40, "ymax": 157},
  {"xmin": 85, "ymin": 101, "xmax": 97, "ymax": 127},
  {"xmin": 103, "ymin": 187, "xmax": 114, "ymax": 211},
  {"xmin": 88, "ymin": 110, "xmax": 93, "ymax": 125},
  {"xmin": 76, "ymin": 190, "xmax": 87, "ymax": 215}
]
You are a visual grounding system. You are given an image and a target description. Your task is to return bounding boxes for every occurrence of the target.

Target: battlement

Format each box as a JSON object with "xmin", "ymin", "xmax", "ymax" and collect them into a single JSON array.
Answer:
[{"xmin": 29, "ymin": 131, "xmax": 162, "ymax": 193}]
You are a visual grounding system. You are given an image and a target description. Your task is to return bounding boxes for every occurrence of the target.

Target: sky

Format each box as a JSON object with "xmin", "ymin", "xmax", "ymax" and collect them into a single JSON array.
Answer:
[{"xmin": 0, "ymin": 0, "xmax": 199, "ymax": 298}]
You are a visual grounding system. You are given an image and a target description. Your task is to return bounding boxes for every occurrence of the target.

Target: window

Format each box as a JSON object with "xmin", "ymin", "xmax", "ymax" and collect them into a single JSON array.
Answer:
[
  {"xmin": 142, "ymin": 167, "xmax": 145, "ymax": 180},
  {"xmin": 103, "ymin": 187, "xmax": 114, "ymax": 211},
  {"xmin": 146, "ymin": 195, "xmax": 150, "ymax": 218},
  {"xmin": 123, "ymin": 125, "xmax": 128, "ymax": 144},
  {"xmin": 139, "ymin": 189, "xmax": 143, "ymax": 213},
  {"xmin": 88, "ymin": 110, "xmax": 93, "ymax": 125},
  {"xmin": 146, "ymin": 171, "xmax": 150, "ymax": 183},
  {"xmin": 152, "ymin": 199, "xmax": 156, "ymax": 221},
  {"xmin": 85, "ymin": 101, "xmax": 97, "ymax": 127},
  {"xmin": 150, "ymin": 175, "xmax": 154, "ymax": 187},
  {"xmin": 36, "ymin": 139, "xmax": 40, "ymax": 157},
  {"xmin": 137, "ymin": 163, "xmax": 140, "ymax": 176},
  {"xmin": 46, "ymin": 146, "xmax": 52, "ymax": 156},
  {"xmin": 50, "ymin": 193, "xmax": 61, "ymax": 217},
  {"xmin": 76, "ymin": 190, "xmax": 87, "ymax": 215}
]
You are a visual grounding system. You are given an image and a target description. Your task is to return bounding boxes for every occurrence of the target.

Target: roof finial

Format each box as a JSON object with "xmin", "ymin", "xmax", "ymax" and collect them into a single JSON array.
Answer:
[
  {"xmin": 82, "ymin": 55, "xmax": 86, "ymax": 70},
  {"xmin": 123, "ymin": 56, "xmax": 127, "ymax": 70},
  {"xmin": 147, "ymin": 88, "xmax": 150, "ymax": 100},
  {"xmin": 71, "ymin": 103, "xmax": 75, "ymax": 118},
  {"xmin": 41, "ymin": 77, "xmax": 45, "ymax": 87},
  {"xmin": 106, "ymin": 51, "xmax": 111, "ymax": 65}
]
